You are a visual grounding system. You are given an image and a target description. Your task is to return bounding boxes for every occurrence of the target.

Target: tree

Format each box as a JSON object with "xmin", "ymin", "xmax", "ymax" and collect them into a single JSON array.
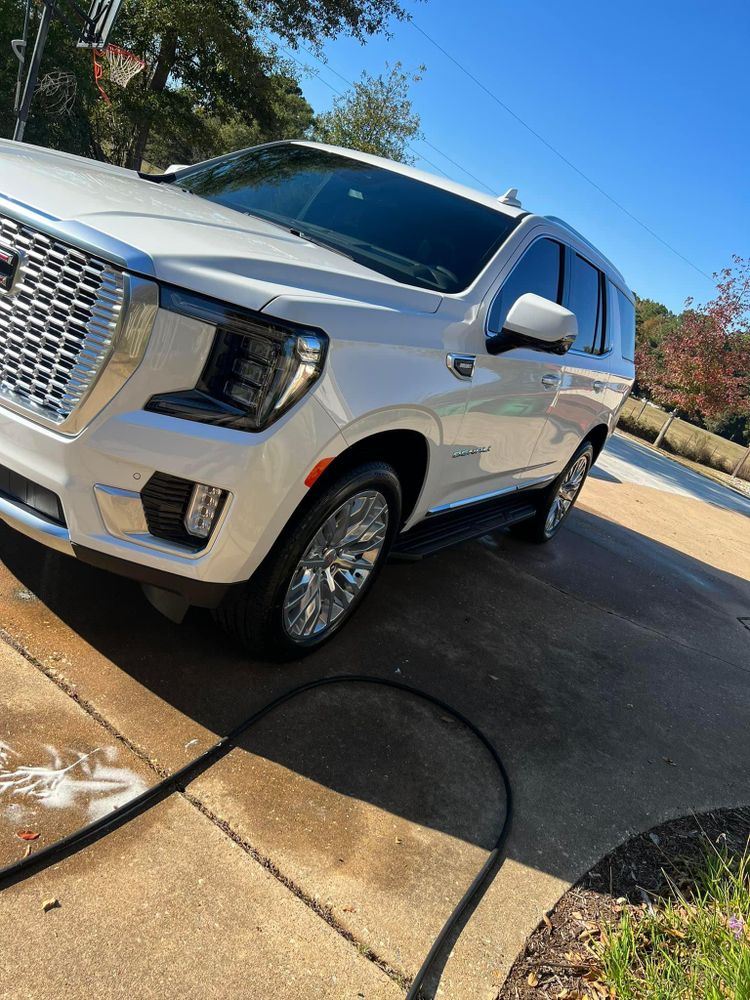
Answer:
[
  {"xmin": 637, "ymin": 257, "xmax": 750, "ymax": 449},
  {"xmin": 114, "ymin": 0, "xmax": 409, "ymax": 169},
  {"xmin": 0, "ymin": 0, "xmax": 101, "ymax": 155},
  {"xmin": 635, "ymin": 294, "xmax": 680, "ymax": 351},
  {"xmin": 312, "ymin": 62, "xmax": 423, "ymax": 162},
  {"xmin": 2, "ymin": 0, "xmax": 409, "ymax": 167}
]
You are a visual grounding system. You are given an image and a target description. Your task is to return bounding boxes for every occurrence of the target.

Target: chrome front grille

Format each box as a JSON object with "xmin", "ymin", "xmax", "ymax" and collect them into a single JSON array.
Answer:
[{"xmin": 0, "ymin": 214, "xmax": 125, "ymax": 424}]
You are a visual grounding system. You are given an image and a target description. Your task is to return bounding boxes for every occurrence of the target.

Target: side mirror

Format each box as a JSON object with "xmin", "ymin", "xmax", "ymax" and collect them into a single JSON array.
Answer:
[{"xmin": 487, "ymin": 293, "xmax": 578, "ymax": 356}]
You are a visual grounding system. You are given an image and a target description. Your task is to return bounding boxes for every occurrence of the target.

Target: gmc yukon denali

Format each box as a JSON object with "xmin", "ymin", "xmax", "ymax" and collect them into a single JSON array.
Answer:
[{"xmin": 0, "ymin": 139, "xmax": 635, "ymax": 659}]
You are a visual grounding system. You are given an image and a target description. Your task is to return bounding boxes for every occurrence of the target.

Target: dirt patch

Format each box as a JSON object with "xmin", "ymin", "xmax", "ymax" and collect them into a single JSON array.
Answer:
[{"xmin": 497, "ymin": 806, "xmax": 750, "ymax": 999}]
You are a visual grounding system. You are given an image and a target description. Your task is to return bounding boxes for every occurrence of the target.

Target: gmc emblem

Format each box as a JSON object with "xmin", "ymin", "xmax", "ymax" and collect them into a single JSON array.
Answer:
[{"xmin": 0, "ymin": 244, "xmax": 21, "ymax": 292}]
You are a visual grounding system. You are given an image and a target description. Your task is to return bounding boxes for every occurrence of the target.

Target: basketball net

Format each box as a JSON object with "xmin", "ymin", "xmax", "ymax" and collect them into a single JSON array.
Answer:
[{"xmin": 92, "ymin": 44, "xmax": 145, "ymax": 103}]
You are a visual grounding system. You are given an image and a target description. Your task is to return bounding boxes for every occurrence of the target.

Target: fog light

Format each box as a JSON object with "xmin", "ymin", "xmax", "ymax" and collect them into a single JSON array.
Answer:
[{"xmin": 184, "ymin": 483, "xmax": 225, "ymax": 539}]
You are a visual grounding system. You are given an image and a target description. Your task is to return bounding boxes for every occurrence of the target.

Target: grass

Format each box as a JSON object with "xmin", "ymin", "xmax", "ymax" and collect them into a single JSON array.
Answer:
[
  {"xmin": 596, "ymin": 840, "xmax": 750, "ymax": 999},
  {"xmin": 618, "ymin": 398, "xmax": 750, "ymax": 484}
]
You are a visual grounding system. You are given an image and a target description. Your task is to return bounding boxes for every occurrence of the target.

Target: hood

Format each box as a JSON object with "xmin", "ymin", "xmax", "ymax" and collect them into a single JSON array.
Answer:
[{"xmin": 0, "ymin": 141, "xmax": 442, "ymax": 315}]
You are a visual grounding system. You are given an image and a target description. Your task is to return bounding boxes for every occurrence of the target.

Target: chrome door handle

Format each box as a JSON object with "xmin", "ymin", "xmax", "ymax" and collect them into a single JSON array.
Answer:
[
  {"xmin": 593, "ymin": 380, "xmax": 606, "ymax": 393},
  {"xmin": 541, "ymin": 373, "xmax": 561, "ymax": 388},
  {"xmin": 446, "ymin": 353, "xmax": 476, "ymax": 381}
]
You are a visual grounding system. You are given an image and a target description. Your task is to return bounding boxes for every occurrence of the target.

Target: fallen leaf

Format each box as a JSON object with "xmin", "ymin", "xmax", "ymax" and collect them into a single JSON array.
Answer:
[
  {"xmin": 527, "ymin": 970, "xmax": 540, "ymax": 987},
  {"xmin": 42, "ymin": 898, "xmax": 60, "ymax": 913},
  {"xmin": 15, "ymin": 830, "xmax": 40, "ymax": 842},
  {"xmin": 572, "ymin": 910, "xmax": 584, "ymax": 921},
  {"xmin": 543, "ymin": 911, "xmax": 553, "ymax": 929}
]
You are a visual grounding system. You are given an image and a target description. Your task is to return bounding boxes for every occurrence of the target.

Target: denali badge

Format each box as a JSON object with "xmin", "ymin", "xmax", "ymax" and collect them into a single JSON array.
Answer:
[
  {"xmin": 453, "ymin": 446, "xmax": 491, "ymax": 458},
  {"xmin": 0, "ymin": 244, "xmax": 21, "ymax": 293}
]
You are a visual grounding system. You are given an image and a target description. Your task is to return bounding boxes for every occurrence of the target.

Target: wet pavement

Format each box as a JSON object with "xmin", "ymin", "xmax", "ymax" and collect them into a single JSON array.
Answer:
[{"xmin": 0, "ymin": 435, "xmax": 748, "ymax": 998}]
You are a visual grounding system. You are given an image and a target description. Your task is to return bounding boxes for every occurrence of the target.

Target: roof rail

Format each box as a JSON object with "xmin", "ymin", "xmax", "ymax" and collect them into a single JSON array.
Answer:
[
  {"xmin": 544, "ymin": 214, "xmax": 629, "ymax": 290},
  {"xmin": 544, "ymin": 216, "xmax": 602, "ymax": 257}
]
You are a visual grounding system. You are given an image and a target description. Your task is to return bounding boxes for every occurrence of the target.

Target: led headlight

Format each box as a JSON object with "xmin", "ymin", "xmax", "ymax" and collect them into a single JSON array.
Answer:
[{"xmin": 146, "ymin": 288, "xmax": 329, "ymax": 432}]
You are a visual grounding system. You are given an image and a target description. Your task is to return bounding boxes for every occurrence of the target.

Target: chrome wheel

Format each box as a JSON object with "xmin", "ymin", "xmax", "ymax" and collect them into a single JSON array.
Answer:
[
  {"xmin": 282, "ymin": 490, "xmax": 390, "ymax": 640},
  {"xmin": 544, "ymin": 455, "xmax": 590, "ymax": 536}
]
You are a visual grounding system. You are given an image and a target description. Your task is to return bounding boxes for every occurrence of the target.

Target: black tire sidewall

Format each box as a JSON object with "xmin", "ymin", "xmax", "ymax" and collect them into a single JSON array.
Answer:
[
  {"xmin": 252, "ymin": 462, "xmax": 402, "ymax": 656},
  {"xmin": 540, "ymin": 441, "xmax": 594, "ymax": 539}
]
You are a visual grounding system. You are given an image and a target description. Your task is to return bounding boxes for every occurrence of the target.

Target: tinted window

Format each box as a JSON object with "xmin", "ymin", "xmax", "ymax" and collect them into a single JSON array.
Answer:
[
  {"xmin": 607, "ymin": 282, "xmax": 635, "ymax": 361},
  {"xmin": 487, "ymin": 238, "xmax": 563, "ymax": 333},
  {"xmin": 176, "ymin": 144, "xmax": 519, "ymax": 293},
  {"xmin": 567, "ymin": 253, "xmax": 602, "ymax": 353}
]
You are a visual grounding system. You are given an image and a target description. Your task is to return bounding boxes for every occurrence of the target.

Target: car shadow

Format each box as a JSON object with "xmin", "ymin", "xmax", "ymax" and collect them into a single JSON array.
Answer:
[{"xmin": 1, "ymin": 502, "xmax": 749, "ymax": 868}]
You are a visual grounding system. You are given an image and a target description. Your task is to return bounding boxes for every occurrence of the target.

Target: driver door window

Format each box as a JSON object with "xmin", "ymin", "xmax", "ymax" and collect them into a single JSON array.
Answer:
[{"xmin": 487, "ymin": 238, "xmax": 563, "ymax": 333}]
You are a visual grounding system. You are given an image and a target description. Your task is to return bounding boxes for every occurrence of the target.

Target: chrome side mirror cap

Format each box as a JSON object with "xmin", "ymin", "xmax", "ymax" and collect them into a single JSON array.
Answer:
[{"xmin": 487, "ymin": 293, "xmax": 578, "ymax": 356}]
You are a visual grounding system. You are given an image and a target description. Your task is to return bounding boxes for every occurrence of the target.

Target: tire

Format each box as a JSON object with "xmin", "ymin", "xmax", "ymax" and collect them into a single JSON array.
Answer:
[
  {"xmin": 213, "ymin": 461, "xmax": 402, "ymax": 661},
  {"xmin": 512, "ymin": 441, "xmax": 594, "ymax": 544}
]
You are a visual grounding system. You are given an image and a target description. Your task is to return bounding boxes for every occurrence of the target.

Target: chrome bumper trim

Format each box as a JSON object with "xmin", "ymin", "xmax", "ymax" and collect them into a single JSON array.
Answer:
[{"xmin": 0, "ymin": 494, "xmax": 73, "ymax": 556}]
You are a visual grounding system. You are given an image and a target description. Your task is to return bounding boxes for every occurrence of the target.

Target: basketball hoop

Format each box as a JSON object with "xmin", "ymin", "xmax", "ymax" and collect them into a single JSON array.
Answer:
[{"xmin": 92, "ymin": 44, "xmax": 145, "ymax": 102}]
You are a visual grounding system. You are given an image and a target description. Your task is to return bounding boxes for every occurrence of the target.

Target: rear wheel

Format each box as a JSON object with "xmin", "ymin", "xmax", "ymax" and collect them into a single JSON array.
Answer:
[
  {"xmin": 214, "ymin": 462, "xmax": 401, "ymax": 660},
  {"xmin": 513, "ymin": 441, "xmax": 594, "ymax": 544}
]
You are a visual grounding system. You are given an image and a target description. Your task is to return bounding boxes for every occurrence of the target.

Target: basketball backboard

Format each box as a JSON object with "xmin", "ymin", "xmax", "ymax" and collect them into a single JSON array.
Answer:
[{"xmin": 76, "ymin": 0, "xmax": 123, "ymax": 48}]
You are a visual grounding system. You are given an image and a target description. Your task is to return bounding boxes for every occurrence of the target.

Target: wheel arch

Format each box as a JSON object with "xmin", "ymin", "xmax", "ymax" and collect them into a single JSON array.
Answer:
[
  {"xmin": 583, "ymin": 423, "xmax": 609, "ymax": 461},
  {"xmin": 306, "ymin": 428, "xmax": 430, "ymax": 525}
]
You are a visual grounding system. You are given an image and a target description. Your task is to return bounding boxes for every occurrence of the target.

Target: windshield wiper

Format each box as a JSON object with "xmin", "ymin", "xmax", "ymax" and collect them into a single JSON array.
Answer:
[{"xmin": 287, "ymin": 227, "xmax": 358, "ymax": 263}]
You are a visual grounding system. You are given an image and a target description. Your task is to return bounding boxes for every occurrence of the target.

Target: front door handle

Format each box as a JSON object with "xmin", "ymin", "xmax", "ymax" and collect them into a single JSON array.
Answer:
[
  {"xmin": 593, "ymin": 380, "xmax": 606, "ymax": 393},
  {"xmin": 541, "ymin": 373, "xmax": 561, "ymax": 388},
  {"xmin": 446, "ymin": 353, "xmax": 476, "ymax": 381}
]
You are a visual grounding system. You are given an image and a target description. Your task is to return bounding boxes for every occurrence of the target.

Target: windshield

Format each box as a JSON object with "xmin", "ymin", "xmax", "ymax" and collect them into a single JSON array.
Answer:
[{"xmin": 175, "ymin": 144, "xmax": 520, "ymax": 293}]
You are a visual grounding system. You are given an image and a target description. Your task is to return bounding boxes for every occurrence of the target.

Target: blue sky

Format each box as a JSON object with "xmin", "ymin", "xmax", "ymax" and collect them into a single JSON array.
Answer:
[{"xmin": 288, "ymin": 0, "xmax": 749, "ymax": 313}]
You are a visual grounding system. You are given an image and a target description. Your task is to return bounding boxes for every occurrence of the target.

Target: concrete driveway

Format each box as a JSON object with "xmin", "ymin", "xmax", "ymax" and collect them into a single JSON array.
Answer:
[{"xmin": 0, "ymin": 433, "xmax": 748, "ymax": 999}]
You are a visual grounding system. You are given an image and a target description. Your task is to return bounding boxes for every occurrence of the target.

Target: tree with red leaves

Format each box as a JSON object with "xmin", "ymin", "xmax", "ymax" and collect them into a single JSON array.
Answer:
[{"xmin": 637, "ymin": 256, "xmax": 750, "ymax": 465}]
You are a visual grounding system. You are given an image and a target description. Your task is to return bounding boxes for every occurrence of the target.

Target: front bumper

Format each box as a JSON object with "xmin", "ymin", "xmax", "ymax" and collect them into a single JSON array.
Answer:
[{"xmin": 0, "ymin": 308, "xmax": 346, "ymax": 601}]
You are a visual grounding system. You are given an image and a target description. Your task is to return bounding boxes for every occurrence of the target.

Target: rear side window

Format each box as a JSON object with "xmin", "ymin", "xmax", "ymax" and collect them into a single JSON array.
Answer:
[
  {"xmin": 566, "ymin": 253, "xmax": 602, "ymax": 354},
  {"xmin": 607, "ymin": 283, "xmax": 636, "ymax": 361},
  {"xmin": 487, "ymin": 238, "xmax": 563, "ymax": 333}
]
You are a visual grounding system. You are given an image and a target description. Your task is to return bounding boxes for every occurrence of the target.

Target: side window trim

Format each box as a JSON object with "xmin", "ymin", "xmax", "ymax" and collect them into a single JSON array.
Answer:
[{"xmin": 484, "ymin": 235, "xmax": 564, "ymax": 337}]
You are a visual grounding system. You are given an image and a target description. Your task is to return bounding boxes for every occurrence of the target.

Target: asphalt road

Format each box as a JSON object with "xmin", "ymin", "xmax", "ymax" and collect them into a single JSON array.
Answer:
[
  {"xmin": 595, "ymin": 431, "xmax": 750, "ymax": 517},
  {"xmin": 0, "ymin": 435, "xmax": 748, "ymax": 999}
]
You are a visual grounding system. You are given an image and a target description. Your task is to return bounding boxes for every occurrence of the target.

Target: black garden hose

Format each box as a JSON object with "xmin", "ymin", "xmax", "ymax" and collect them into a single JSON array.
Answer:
[{"xmin": 0, "ymin": 675, "xmax": 513, "ymax": 1000}]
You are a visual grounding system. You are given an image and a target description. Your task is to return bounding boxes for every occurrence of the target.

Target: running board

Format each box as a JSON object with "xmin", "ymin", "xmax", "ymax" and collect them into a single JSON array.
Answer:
[{"xmin": 391, "ymin": 495, "xmax": 538, "ymax": 559}]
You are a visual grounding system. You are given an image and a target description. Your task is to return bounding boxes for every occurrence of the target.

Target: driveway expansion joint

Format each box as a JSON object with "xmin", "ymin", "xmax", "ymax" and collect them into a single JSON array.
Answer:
[
  {"xmin": 181, "ymin": 789, "xmax": 412, "ymax": 991},
  {"xmin": 0, "ymin": 625, "xmax": 169, "ymax": 778},
  {"xmin": 0, "ymin": 626, "xmax": 412, "ymax": 991}
]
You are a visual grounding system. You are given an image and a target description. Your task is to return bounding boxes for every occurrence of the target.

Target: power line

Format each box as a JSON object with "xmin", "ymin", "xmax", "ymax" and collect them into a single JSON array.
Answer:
[
  {"xmin": 410, "ymin": 19, "xmax": 712, "ymax": 281},
  {"xmin": 280, "ymin": 39, "xmax": 497, "ymax": 191}
]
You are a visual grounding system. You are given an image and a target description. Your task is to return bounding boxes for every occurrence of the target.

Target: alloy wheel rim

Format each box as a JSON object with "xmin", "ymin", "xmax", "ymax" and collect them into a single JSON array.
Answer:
[
  {"xmin": 283, "ymin": 490, "xmax": 389, "ymax": 641},
  {"xmin": 544, "ymin": 455, "xmax": 590, "ymax": 536}
]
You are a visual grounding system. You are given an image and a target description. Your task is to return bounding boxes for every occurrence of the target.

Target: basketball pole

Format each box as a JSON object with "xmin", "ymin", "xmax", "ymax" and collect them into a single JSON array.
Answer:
[
  {"xmin": 12, "ymin": 0, "xmax": 32, "ymax": 114},
  {"xmin": 13, "ymin": 0, "xmax": 57, "ymax": 142}
]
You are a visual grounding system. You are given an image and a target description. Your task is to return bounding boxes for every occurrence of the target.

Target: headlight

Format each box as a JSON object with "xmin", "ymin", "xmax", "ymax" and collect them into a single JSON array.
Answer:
[{"xmin": 145, "ymin": 287, "xmax": 328, "ymax": 432}]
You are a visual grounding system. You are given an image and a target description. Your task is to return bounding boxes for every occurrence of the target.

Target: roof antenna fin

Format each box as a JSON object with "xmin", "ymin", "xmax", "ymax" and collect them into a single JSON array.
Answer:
[{"xmin": 498, "ymin": 187, "xmax": 522, "ymax": 208}]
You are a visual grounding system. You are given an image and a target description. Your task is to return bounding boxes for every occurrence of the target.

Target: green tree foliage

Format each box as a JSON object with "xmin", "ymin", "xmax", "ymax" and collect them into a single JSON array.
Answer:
[
  {"xmin": 313, "ymin": 62, "xmax": 423, "ymax": 162},
  {"xmin": 2, "ymin": 0, "xmax": 409, "ymax": 167},
  {"xmin": 0, "ymin": 0, "xmax": 101, "ymax": 153},
  {"xmin": 635, "ymin": 294, "xmax": 680, "ymax": 351}
]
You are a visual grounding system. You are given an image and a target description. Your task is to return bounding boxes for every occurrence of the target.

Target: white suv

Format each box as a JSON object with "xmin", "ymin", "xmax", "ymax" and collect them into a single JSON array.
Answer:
[{"xmin": 0, "ymin": 139, "xmax": 635, "ymax": 658}]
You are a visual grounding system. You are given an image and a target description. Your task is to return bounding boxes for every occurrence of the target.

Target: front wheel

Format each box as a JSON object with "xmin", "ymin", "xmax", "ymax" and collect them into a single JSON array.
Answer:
[
  {"xmin": 512, "ymin": 441, "xmax": 594, "ymax": 544},
  {"xmin": 214, "ymin": 462, "xmax": 402, "ymax": 660}
]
